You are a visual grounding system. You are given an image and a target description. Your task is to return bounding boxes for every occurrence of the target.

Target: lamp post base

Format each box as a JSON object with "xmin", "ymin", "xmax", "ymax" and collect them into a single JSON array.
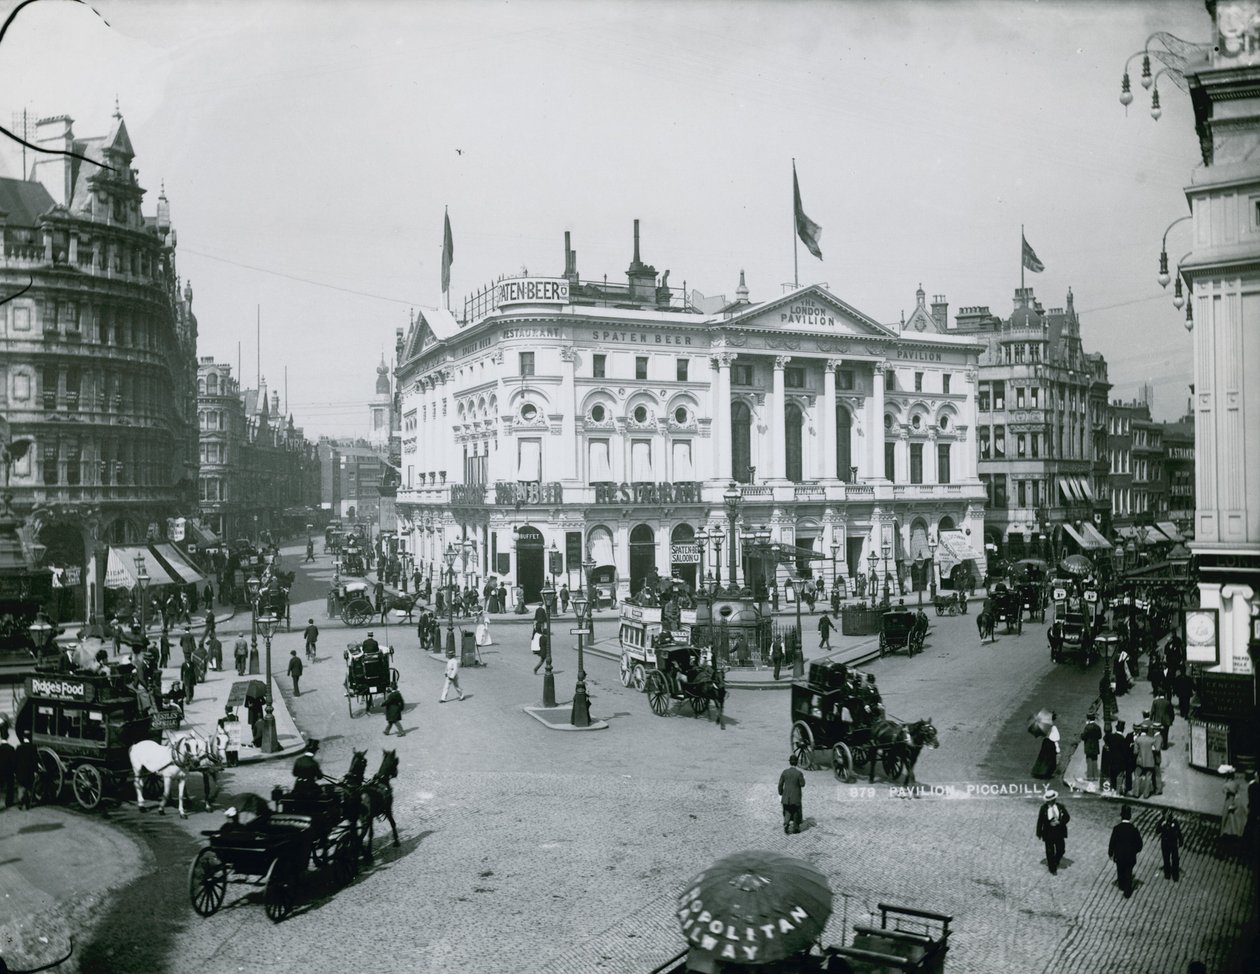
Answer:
[
  {"xmin": 571, "ymin": 681, "xmax": 591, "ymax": 727},
  {"xmin": 261, "ymin": 710, "xmax": 280, "ymax": 753},
  {"xmin": 543, "ymin": 665, "xmax": 556, "ymax": 708},
  {"xmin": 248, "ymin": 650, "xmax": 261, "ymax": 675},
  {"xmin": 445, "ymin": 628, "xmax": 456, "ymax": 658}
]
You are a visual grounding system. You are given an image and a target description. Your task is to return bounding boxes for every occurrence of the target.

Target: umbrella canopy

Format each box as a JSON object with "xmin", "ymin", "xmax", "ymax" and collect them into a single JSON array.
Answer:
[
  {"xmin": 226, "ymin": 679, "xmax": 268, "ymax": 707},
  {"xmin": 677, "ymin": 850, "xmax": 832, "ymax": 967},
  {"xmin": 1059, "ymin": 554, "xmax": 1093, "ymax": 577},
  {"xmin": 1028, "ymin": 708, "xmax": 1055, "ymax": 737}
]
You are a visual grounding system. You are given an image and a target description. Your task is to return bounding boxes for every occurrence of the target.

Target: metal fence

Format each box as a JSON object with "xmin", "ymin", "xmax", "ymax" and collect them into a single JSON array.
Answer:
[{"xmin": 697, "ymin": 619, "xmax": 803, "ymax": 669}]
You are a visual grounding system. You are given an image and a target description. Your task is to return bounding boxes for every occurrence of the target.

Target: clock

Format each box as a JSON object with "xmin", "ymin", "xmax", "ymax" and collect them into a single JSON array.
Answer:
[
  {"xmin": 1186, "ymin": 611, "xmax": 1214, "ymax": 644},
  {"xmin": 1184, "ymin": 609, "xmax": 1219, "ymax": 665}
]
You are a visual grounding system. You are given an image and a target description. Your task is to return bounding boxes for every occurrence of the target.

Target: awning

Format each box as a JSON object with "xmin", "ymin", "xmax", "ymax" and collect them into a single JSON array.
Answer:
[
  {"xmin": 1060, "ymin": 522, "xmax": 1090, "ymax": 550},
  {"xmin": 1075, "ymin": 478, "xmax": 1094, "ymax": 502},
  {"xmin": 188, "ymin": 522, "xmax": 220, "ymax": 546},
  {"xmin": 1155, "ymin": 521, "xmax": 1184, "ymax": 543},
  {"xmin": 1080, "ymin": 522, "xmax": 1112, "ymax": 550},
  {"xmin": 150, "ymin": 544, "xmax": 207, "ymax": 586},
  {"xmin": 105, "ymin": 546, "xmax": 178, "ymax": 590},
  {"xmin": 1058, "ymin": 479, "xmax": 1075, "ymax": 504},
  {"xmin": 937, "ymin": 530, "xmax": 981, "ymax": 565},
  {"xmin": 1116, "ymin": 526, "xmax": 1138, "ymax": 540},
  {"xmin": 1140, "ymin": 526, "xmax": 1167, "ymax": 545}
]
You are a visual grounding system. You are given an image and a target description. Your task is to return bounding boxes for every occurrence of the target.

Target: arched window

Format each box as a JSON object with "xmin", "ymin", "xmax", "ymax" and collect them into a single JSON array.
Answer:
[
  {"xmin": 732, "ymin": 401, "xmax": 752, "ymax": 483},
  {"xmin": 836, "ymin": 405, "xmax": 852, "ymax": 480},
  {"xmin": 785, "ymin": 403, "xmax": 803, "ymax": 483},
  {"xmin": 207, "ymin": 373, "xmax": 219, "ymax": 395}
]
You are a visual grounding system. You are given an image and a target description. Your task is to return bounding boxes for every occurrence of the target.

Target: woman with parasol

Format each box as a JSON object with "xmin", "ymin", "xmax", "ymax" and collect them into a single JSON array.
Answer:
[{"xmin": 1029, "ymin": 709, "xmax": 1060, "ymax": 780}]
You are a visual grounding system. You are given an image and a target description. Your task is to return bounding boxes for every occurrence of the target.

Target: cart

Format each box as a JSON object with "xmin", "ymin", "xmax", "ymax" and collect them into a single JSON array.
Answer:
[
  {"xmin": 1017, "ymin": 580, "xmax": 1047, "ymax": 623},
  {"xmin": 331, "ymin": 581, "xmax": 374, "ymax": 627},
  {"xmin": 642, "ymin": 645, "xmax": 726, "ymax": 728},
  {"xmin": 1048, "ymin": 583, "xmax": 1097, "ymax": 667},
  {"xmin": 991, "ymin": 587, "xmax": 1024, "ymax": 635},
  {"xmin": 879, "ymin": 609, "xmax": 927, "ymax": 658},
  {"xmin": 343, "ymin": 642, "xmax": 399, "ymax": 718},
  {"xmin": 789, "ymin": 670, "xmax": 906, "ymax": 783},
  {"xmin": 618, "ymin": 603, "xmax": 688, "ymax": 691},
  {"xmin": 932, "ymin": 592, "xmax": 966, "ymax": 616}
]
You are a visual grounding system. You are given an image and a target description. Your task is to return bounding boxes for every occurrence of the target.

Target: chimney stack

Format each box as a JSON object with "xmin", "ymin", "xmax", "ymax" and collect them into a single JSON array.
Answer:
[{"xmin": 931, "ymin": 295, "xmax": 949, "ymax": 331}]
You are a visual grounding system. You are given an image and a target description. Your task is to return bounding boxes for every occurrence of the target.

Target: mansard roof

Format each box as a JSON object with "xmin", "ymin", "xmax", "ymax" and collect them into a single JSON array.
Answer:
[{"xmin": 0, "ymin": 177, "xmax": 55, "ymax": 226}]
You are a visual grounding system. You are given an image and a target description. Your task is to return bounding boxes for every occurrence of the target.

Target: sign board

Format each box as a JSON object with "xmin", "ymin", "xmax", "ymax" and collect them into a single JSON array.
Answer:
[
  {"xmin": 1184, "ymin": 609, "xmax": 1220, "ymax": 666},
  {"xmin": 26, "ymin": 676, "xmax": 93, "ymax": 702},
  {"xmin": 1052, "ymin": 587, "xmax": 1068, "ymax": 602},
  {"xmin": 1083, "ymin": 589, "xmax": 1098, "ymax": 603},
  {"xmin": 151, "ymin": 709, "xmax": 182, "ymax": 731},
  {"xmin": 495, "ymin": 278, "xmax": 570, "ymax": 307},
  {"xmin": 671, "ymin": 543, "xmax": 701, "ymax": 564},
  {"xmin": 548, "ymin": 550, "xmax": 564, "ymax": 577},
  {"xmin": 569, "ymin": 627, "xmax": 591, "ymax": 636}
]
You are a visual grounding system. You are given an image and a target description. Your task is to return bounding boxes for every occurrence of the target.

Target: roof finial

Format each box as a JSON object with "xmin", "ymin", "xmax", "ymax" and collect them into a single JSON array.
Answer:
[
  {"xmin": 114, "ymin": 95, "xmax": 121, "ymax": 119},
  {"xmin": 735, "ymin": 269, "xmax": 749, "ymax": 303}
]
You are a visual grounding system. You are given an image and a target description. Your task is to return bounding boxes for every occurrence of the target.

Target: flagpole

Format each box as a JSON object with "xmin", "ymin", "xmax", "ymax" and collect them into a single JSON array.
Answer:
[
  {"xmin": 793, "ymin": 159, "xmax": 799, "ymax": 287},
  {"xmin": 1020, "ymin": 223, "xmax": 1025, "ymax": 301},
  {"xmin": 445, "ymin": 205, "xmax": 450, "ymax": 313}
]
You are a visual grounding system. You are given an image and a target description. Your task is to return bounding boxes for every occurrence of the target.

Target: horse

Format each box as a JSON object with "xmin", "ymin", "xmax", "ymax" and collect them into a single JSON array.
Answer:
[
  {"xmin": 867, "ymin": 717, "xmax": 940, "ymax": 785},
  {"xmin": 358, "ymin": 750, "xmax": 400, "ymax": 862},
  {"xmin": 130, "ymin": 728, "xmax": 227, "ymax": 818},
  {"xmin": 976, "ymin": 607, "xmax": 996, "ymax": 643},
  {"xmin": 385, "ymin": 591, "xmax": 422, "ymax": 623}
]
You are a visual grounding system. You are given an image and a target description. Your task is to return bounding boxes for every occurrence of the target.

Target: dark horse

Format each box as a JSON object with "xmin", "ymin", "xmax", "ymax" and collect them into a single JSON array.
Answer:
[
  {"xmin": 384, "ymin": 591, "xmax": 423, "ymax": 623},
  {"xmin": 358, "ymin": 750, "xmax": 400, "ymax": 862},
  {"xmin": 679, "ymin": 661, "xmax": 727, "ymax": 730},
  {"xmin": 867, "ymin": 718, "xmax": 939, "ymax": 785},
  {"xmin": 976, "ymin": 606, "xmax": 996, "ymax": 643}
]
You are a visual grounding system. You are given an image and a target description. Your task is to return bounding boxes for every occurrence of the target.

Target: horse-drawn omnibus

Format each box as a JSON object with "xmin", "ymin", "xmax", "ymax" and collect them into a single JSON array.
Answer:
[{"xmin": 618, "ymin": 603, "xmax": 689, "ymax": 690}]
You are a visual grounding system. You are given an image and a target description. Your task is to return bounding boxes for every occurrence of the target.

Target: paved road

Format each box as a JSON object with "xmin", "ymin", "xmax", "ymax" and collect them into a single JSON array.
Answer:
[{"xmin": 73, "ymin": 547, "xmax": 1253, "ymax": 974}]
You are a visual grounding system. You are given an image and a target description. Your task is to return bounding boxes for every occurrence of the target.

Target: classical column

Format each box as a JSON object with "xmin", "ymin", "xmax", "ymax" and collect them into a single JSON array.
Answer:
[
  {"xmin": 822, "ymin": 359, "xmax": 840, "ymax": 480},
  {"xmin": 713, "ymin": 353, "xmax": 733, "ymax": 481},
  {"xmin": 963, "ymin": 367, "xmax": 979, "ymax": 480},
  {"xmin": 770, "ymin": 356, "xmax": 790, "ymax": 480},
  {"xmin": 870, "ymin": 361, "xmax": 886, "ymax": 479},
  {"xmin": 559, "ymin": 346, "xmax": 578, "ymax": 480},
  {"xmin": 925, "ymin": 431, "xmax": 938, "ymax": 485}
]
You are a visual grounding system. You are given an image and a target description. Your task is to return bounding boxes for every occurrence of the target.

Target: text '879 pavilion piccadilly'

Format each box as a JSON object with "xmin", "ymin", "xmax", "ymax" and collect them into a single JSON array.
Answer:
[{"xmin": 395, "ymin": 224, "xmax": 987, "ymax": 605}]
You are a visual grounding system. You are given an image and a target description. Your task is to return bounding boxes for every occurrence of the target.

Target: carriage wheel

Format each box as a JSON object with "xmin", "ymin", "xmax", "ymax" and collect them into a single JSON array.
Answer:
[
  {"xmin": 882, "ymin": 748, "xmax": 904, "ymax": 781},
  {"xmin": 189, "ymin": 848, "xmax": 228, "ymax": 917},
  {"xmin": 345, "ymin": 687, "xmax": 356, "ymax": 719},
  {"xmin": 833, "ymin": 743, "xmax": 855, "ymax": 782},
  {"xmin": 345, "ymin": 605, "xmax": 370, "ymax": 627},
  {"xmin": 690, "ymin": 695, "xmax": 710, "ymax": 716},
  {"xmin": 790, "ymin": 722, "xmax": 815, "ymax": 770},
  {"xmin": 934, "ymin": 603, "xmax": 943, "ymax": 617},
  {"xmin": 264, "ymin": 862, "xmax": 295, "ymax": 923},
  {"xmin": 72, "ymin": 764, "xmax": 105, "ymax": 811},
  {"xmin": 632, "ymin": 664, "xmax": 647, "ymax": 692},
  {"xmin": 33, "ymin": 747, "xmax": 65, "ymax": 804},
  {"xmin": 646, "ymin": 672, "xmax": 670, "ymax": 716},
  {"xmin": 619, "ymin": 656, "xmax": 633, "ymax": 687},
  {"xmin": 331, "ymin": 832, "xmax": 358, "ymax": 888}
]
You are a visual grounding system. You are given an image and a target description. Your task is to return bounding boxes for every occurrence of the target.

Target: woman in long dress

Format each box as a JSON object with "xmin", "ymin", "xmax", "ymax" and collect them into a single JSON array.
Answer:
[
  {"xmin": 1031, "ymin": 716, "xmax": 1060, "ymax": 780},
  {"xmin": 475, "ymin": 610, "xmax": 492, "ymax": 648},
  {"xmin": 1220, "ymin": 766, "xmax": 1247, "ymax": 839}
]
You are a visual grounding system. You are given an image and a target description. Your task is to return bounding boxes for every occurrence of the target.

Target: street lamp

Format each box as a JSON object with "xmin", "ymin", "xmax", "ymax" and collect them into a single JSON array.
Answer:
[
  {"xmin": 867, "ymin": 550, "xmax": 878, "ymax": 606},
  {"xmin": 695, "ymin": 527, "xmax": 709, "ymax": 592},
  {"xmin": 881, "ymin": 541, "xmax": 892, "ymax": 608},
  {"xmin": 28, "ymin": 611, "xmax": 54, "ymax": 663},
  {"xmin": 540, "ymin": 580, "xmax": 556, "ymax": 707},
  {"xmin": 571, "ymin": 592, "xmax": 591, "ymax": 727},
  {"xmin": 256, "ymin": 611, "xmax": 281, "ymax": 753},
  {"xmin": 711, "ymin": 526, "xmax": 725, "ymax": 589},
  {"xmin": 723, "ymin": 481, "xmax": 741, "ymax": 592},
  {"xmin": 830, "ymin": 541, "xmax": 841, "ymax": 599},
  {"xmin": 245, "ymin": 575, "xmax": 262, "ymax": 675},
  {"xmin": 582, "ymin": 552, "xmax": 597, "ymax": 643},
  {"xmin": 443, "ymin": 543, "xmax": 458, "ymax": 658},
  {"xmin": 928, "ymin": 536, "xmax": 939, "ymax": 604},
  {"xmin": 133, "ymin": 553, "xmax": 150, "ymax": 633}
]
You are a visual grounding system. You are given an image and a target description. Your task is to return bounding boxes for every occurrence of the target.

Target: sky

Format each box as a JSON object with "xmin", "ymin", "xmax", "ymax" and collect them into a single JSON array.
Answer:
[{"xmin": 0, "ymin": 0, "xmax": 1211, "ymax": 435}]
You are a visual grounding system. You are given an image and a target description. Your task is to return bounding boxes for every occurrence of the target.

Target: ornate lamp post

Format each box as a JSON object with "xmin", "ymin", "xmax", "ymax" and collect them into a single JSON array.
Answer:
[
  {"xmin": 830, "ymin": 540, "xmax": 841, "ymax": 599},
  {"xmin": 582, "ymin": 553, "xmax": 597, "ymax": 643},
  {"xmin": 711, "ymin": 526, "xmax": 725, "ymax": 589},
  {"xmin": 256, "ymin": 610, "xmax": 281, "ymax": 753},
  {"xmin": 723, "ymin": 481, "xmax": 741, "ymax": 592},
  {"xmin": 695, "ymin": 527, "xmax": 709, "ymax": 594},
  {"xmin": 133, "ymin": 553, "xmax": 150, "ymax": 633},
  {"xmin": 867, "ymin": 550, "xmax": 878, "ymax": 607},
  {"xmin": 541, "ymin": 580, "xmax": 556, "ymax": 707},
  {"xmin": 928, "ymin": 536, "xmax": 939, "ymax": 604},
  {"xmin": 28, "ymin": 612, "xmax": 54, "ymax": 665},
  {"xmin": 245, "ymin": 575, "xmax": 262, "ymax": 674},
  {"xmin": 443, "ymin": 543, "xmax": 458, "ymax": 657},
  {"xmin": 881, "ymin": 540, "xmax": 892, "ymax": 608},
  {"xmin": 571, "ymin": 591, "xmax": 591, "ymax": 727},
  {"xmin": 753, "ymin": 525, "xmax": 773, "ymax": 598}
]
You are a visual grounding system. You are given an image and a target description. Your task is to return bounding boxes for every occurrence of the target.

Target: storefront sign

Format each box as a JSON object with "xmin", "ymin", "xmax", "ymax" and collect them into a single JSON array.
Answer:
[
  {"xmin": 27, "ymin": 676, "xmax": 92, "ymax": 702},
  {"xmin": 500, "ymin": 326, "xmax": 564, "ymax": 340},
  {"xmin": 895, "ymin": 348, "xmax": 944, "ymax": 362},
  {"xmin": 496, "ymin": 278, "xmax": 570, "ymax": 306},
  {"xmin": 779, "ymin": 299, "xmax": 835, "ymax": 328},
  {"xmin": 494, "ymin": 482, "xmax": 563, "ymax": 505},
  {"xmin": 671, "ymin": 543, "xmax": 701, "ymax": 564},
  {"xmin": 594, "ymin": 482, "xmax": 700, "ymax": 505},
  {"xmin": 588, "ymin": 329, "xmax": 695, "ymax": 346}
]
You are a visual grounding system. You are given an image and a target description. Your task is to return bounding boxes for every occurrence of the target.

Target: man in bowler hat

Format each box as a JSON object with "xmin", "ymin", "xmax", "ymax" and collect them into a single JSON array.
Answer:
[{"xmin": 1108, "ymin": 804, "xmax": 1144, "ymax": 897}]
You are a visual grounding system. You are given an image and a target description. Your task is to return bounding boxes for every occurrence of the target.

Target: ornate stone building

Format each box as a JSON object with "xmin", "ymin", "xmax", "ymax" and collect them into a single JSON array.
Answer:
[
  {"xmin": 0, "ymin": 110, "xmax": 198, "ymax": 618},
  {"xmin": 395, "ymin": 225, "xmax": 987, "ymax": 603}
]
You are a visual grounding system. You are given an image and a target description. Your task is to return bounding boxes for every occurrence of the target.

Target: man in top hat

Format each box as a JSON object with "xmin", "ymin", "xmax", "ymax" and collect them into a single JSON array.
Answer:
[
  {"xmin": 291, "ymin": 739, "xmax": 322, "ymax": 800},
  {"xmin": 1108, "ymin": 804, "xmax": 1144, "ymax": 898},
  {"xmin": 1081, "ymin": 712, "xmax": 1103, "ymax": 786},
  {"xmin": 361, "ymin": 630, "xmax": 380, "ymax": 655},
  {"xmin": 1035, "ymin": 788, "xmax": 1071, "ymax": 874}
]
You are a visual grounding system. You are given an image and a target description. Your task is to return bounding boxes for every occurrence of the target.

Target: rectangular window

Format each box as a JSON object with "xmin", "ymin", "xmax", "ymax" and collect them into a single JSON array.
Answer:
[
  {"xmin": 979, "ymin": 426, "xmax": 991, "ymax": 460},
  {"xmin": 909, "ymin": 443, "xmax": 923, "ymax": 484},
  {"xmin": 942, "ymin": 374, "xmax": 951, "ymax": 395},
  {"xmin": 13, "ymin": 306, "xmax": 30, "ymax": 331},
  {"xmin": 1030, "ymin": 433, "xmax": 1039, "ymax": 458},
  {"xmin": 1030, "ymin": 387, "xmax": 1039, "ymax": 408},
  {"xmin": 43, "ymin": 365, "xmax": 58, "ymax": 409},
  {"xmin": 978, "ymin": 384, "xmax": 990, "ymax": 412},
  {"xmin": 785, "ymin": 366, "xmax": 805, "ymax": 388},
  {"xmin": 593, "ymin": 354, "xmax": 606, "ymax": 378},
  {"xmin": 1018, "ymin": 480, "xmax": 1027, "ymax": 507},
  {"xmin": 588, "ymin": 439, "xmax": 613, "ymax": 482},
  {"xmin": 675, "ymin": 358, "xmax": 688, "ymax": 382},
  {"xmin": 672, "ymin": 440, "xmax": 694, "ymax": 480},
  {"xmin": 516, "ymin": 438, "xmax": 541, "ymax": 482},
  {"xmin": 519, "ymin": 352, "xmax": 535, "ymax": 377},
  {"xmin": 993, "ymin": 475, "xmax": 1008, "ymax": 508},
  {"xmin": 1032, "ymin": 479, "xmax": 1042, "ymax": 507},
  {"xmin": 1015, "ymin": 344, "xmax": 1025, "ymax": 363},
  {"xmin": 980, "ymin": 473, "xmax": 993, "ymax": 507},
  {"xmin": 884, "ymin": 441, "xmax": 896, "ymax": 481},
  {"xmin": 1016, "ymin": 387, "xmax": 1026, "ymax": 409},
  {"xmin": 43, "ymin": 442, "xmax": 58, "ymax": 485},
  {"xmin": 937, "ymin": 443, "xmax": 951, "ymax": 484},
  {"xmin": 914, "ymin": 372, "xmax": 923, "ymax": 392},
  {"xmin": 1016, "ymin": 433, "xmax": 1026, "ymax": 457},
  {"xmin": 635, "ymin": 356, "xmax": 648, "ymax": 380},
  {"xmin": 65, "ymin": 442, "xmax": 80, "ymax": 486},
  {"xmin": 630, "ymin": 439, "xmax": 652, "ymax": 481},
  {"xmin": 993, "ymin": 381, "xmax": 1005, "ymax": 410},
  {"xmin": 837, "ymin": 369, "xmax": 854, "ymax": 391},
  {"xmin": 732, "ymin": 363, "xmax": 754, "ymax": 386},
  {"xmin": 994, "ymin": 426, "xmax": 1006, "ymax": 458}
]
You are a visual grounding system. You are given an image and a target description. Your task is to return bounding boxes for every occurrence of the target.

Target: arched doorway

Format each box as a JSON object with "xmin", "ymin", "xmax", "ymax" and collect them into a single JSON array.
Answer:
[
  {"xmin": 670, "ymin": 523, "xmax": 697, "ymax": 592},
  {"xmin": 909, "ymin": 518, "xmax": 930, "ymax": 592},
  {"xmin": 785, "ymin": 404, "xmax": 803, "ymax": 483},
  {"xmin": 938, "ymin": 515, "xmax": 956, "ymax": 533},
  {"xmin": 515, "ymin": 525, "xmax": 545, "ymax": 603},
  {"xmin": 629, "ymin": 524, "xmax": 657, "ymax": 599},
  {"xmin": 732, "ymin": 401, "xmax": 752, "ymax": 483},
  {"xmin": 836, "ymin": 405, "xmax": 852, "ymax": 480}
]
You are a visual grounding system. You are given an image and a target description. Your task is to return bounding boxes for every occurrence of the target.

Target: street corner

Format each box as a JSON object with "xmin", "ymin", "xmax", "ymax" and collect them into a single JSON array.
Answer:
[{"xmin": 522, "ymin": 704, "xmax": 610, "ymax": 731}]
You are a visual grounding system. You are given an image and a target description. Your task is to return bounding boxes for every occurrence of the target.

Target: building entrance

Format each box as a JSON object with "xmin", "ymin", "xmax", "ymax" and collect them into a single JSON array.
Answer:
[
  {"xmin": 515, "ymin": 525, "xmax": 545, "ymax": 603},
  {"xmin": 629, "ymin": 524, "xmax": 657, "ymax": 599},
  {"xmin": 670, "ymin": 524, "xmax": 697, "ymax": 592}
]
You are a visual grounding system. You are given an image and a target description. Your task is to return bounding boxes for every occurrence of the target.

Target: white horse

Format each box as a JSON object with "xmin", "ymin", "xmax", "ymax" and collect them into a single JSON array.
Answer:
[{"xmin": 129, "ymin": 728, "xmax": 226, "ymax": 818}]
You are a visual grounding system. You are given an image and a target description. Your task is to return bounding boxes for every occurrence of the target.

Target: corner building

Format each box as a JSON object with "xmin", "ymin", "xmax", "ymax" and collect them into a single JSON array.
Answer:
[{"xmin": 396, "ymin": 228, "xmax": 987, "ymax": 603}]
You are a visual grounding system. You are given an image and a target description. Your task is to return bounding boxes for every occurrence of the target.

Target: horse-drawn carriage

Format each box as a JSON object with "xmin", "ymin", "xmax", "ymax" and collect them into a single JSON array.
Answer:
[
  {"xmin": 618, "ymin": 603, "xmax": 689, "ymax": 691},
  {"xmin": 339, "ymin": 538, "xmax": 367, "ymax": 576},
  {"xmin": 1048, "ymin": 582, "xmax": 1098, "ymax": 667},
  {"xmin": 1016, "ymin": 579, "xmax": 1047, "ymax": 623},
  {"xmin": 789, "ymin": 662, "xmax": 938, "ymax": 784},
  {"xmin": 879, "ymin": 609, "xmax": 928, "ymax": 658},
  {"xmin": 977, "ymin": 586, "xmax": 1023, "ymax": 641},
  {"xmin": 343, "ymin": 642, "xmax": 398, "ymax": 718},
  {"xmin": 330, "ymin": 580, "xmax": 375, "ymax": 627},
  {"xmin": 642, "ymin": 644, "xmax": 726, "ymax": 728},
  {"xmin": 932, "ymin": 591, "xmax": 967, "ymax": 616},
  {"xmin": 256, "ymin": 570, "xmax": 294, "ymax": 631}
]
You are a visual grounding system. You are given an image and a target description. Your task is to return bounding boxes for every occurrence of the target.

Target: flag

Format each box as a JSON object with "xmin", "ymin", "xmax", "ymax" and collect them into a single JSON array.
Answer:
[
  {"xmin": 1021, "ymin": 233, "xmax": 1045, "ymax": 273},
  {"xmin": 441, "ymin": 208, "xmax": 454, "ymax": 294},
  {"xmin": 793, "ymin": 163, "xmax": 823, "ymax": 260}
]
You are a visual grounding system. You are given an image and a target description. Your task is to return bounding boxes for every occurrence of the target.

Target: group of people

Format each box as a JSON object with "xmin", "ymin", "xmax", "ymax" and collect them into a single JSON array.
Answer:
[{"xmin": 0, "ymin": 718, "xmax": 38, "ymax": 811}]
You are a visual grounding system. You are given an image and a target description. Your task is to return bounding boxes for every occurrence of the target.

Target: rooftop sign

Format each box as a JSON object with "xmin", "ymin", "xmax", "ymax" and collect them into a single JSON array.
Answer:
[{"xmin": 495, "ymin": 278, "xmax": 570, "ymax": 307}]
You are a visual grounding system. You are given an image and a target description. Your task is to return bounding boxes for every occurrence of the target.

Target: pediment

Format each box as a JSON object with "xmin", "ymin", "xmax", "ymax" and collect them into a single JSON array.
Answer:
[{"xmin": 715, "ymin": 285, "xmax": 897, "ymax": 339}]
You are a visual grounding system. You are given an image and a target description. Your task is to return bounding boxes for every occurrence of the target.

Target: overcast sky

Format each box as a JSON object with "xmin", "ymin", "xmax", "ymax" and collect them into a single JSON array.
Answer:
[{"xmin": 0, "ymin": 0, "xmax": 1209, "ymax": 435}]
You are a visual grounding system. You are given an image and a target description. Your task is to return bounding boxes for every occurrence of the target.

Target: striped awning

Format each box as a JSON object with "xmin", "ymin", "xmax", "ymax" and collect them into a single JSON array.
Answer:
[
  {"xmin": 1155, "ymin": 521, "xmax": 1185, "ymax": 543},
  {"xmin": 106, "ymin": 546, "xmax": 178, "ymax": 590},
  {"xmin": 1080, "ymin": 522, "xmax": 1112, "ymax": 550},
  {"xmin": 150, "ymin": 544, "xmax": 207, "ymax": 586},
  {"xmin": 1061, "ymin": 522, "xmax": 1090, "ymax": 550}
]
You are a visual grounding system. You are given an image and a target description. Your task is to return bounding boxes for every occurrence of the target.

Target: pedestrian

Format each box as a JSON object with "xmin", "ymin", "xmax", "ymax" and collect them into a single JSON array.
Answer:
[
  {"xmin": 14, "ymin": 732, "xmax": 36, "ymax": 810},
  {"xmin": 1219, "ymin": 765, "xmax": 1247, "ymax": 843},
  {"xmin": 440, "ymin": 653, "xmax": 465, "ymax": 702},
  {"xmin": 1107, "ymin": 804, "xmax": 1143, "ymax": 898},
  {"xmin": 817, "ymin": 613, "xmax": 834, "ymax": 650},
  {"xmin": 383, "ymin": 686, "xmax": 405, "ymax": 736},
  {"xmin": 1173, "ymin": 670, "xmax": 1194, "ymax": 719},
  {"xmin": 287, "ymin": 650, "xmax": 303, "ymax": 697},
  {"xmin": 830, "ymin": 588, "xmax": 841, "ymax": 617},
  {"xmin": 192, "ymin": 642, "xmax": 208, "ymax": 684},
  {"xmin": 218, "ymin": 705, "xmax": 241, "ymax": 767},
  {"xmin": 770, "ymin": 636, "xmax": 784, "ymax": 681},
  {"xmin": 532, "ymin": 625, "xmax": 548, "ymax": 675},
  {"xmin": 181, "ymin": 657, "xmax": 197, "ymax": 702},
  {"xmin": 1133, "ymin": 724, "xmax": 1157, "ymax": 799},
  {"xmin": 303, "ymin": 618, "xmax": 319, "ymax": 663},
  {"xmin": 559, "ymin": 584, "xmax": 570, "ymax": 614},
  {"xmin": 0, "ymin": 726, "xmax": 14, "ymax": 809},
  {"xmin": 373, "ymin": 579, "xmax": 385, "ymax": 616},
  {"xmin": 1114, "ymin": 647, "xmax": 1132, "ymax": 696},
  {"xmin": 770, "ymin": 585, "xmax": 780, "ymax": 613},
  {"xmin": 1151, "ymin": 689, "xmax": 1175, "ymax": 750},
  {"xmin": 1155, "ymin": 809, "xmax": 1183, "ymax": 881},
  {"xmin": 203, "ymin": 582, "xmax": 214, "ymax": 609},
  {"xmin": 497, "ymin": 583, "xmax": 507, "ymax": 613},
  {"xmin": 1035, "ymin": 788, "xmax": 1071, "ymax": 874},
  {"xmin": 1081, "ymin": 712, "xmax": 1102, "ymax": 785},
  {"xmin": 1118, "ymin": 720, "xmax": 1135, "ymax": 796},
  {"xmin": 1032, "ymin": 713, "xmax": 1059, "ymax": 781},
  {"xmin": 158, "ymin": 630, "xmax": 171, "ymax": 670},
  {"xmin": 475, "ymin": 610, "xmax": 492, "ymax": 649},
  {"xmin": 778, "ymin": 754, "xmax": 805, "ymax": 835},
  {"xmin": 179, "ymin": 626, "xmax": 196, "ymax": 665},
  {"xmin": 234, "ymin": 634, "xmax": 249, "ymax": 676},
  {"xmin": 208, "ymin": 633, "xmax": 223, "ymax": 672}
]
